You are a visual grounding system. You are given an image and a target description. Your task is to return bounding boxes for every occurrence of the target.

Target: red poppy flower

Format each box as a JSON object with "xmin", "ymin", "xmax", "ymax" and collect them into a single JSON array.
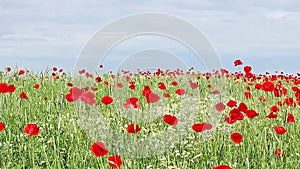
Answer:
[
  {"xmin": 6, "ymin": 67, "xmax": 11, "ymax": 72},
  {"xmin": 243, "ymin": 66, "xmax": 252, "ymax": 73},
  {"xmin": 225, "ymin": 117, "xmax": 237, "ymax": 124},
  {"xmin": 158, "ymin": 82, "xmax": 166, "ymax": 90},
  {"xmin": 274, "ymin": 148, "xmax": 284, "ymax": 157},
  {"xmin": 90, "ymin": 142, "xmax": 109, "ymax": 157},
  {"xmin": 207, "ymin": 84, "xmax": 212, "ymax": 88},
  {"xmin": 220, "ymin": 68, "xmax": 228, "ymax": 74},
  {"xmin": 67, "ymin": 82, "xmax": 74, "ymax": 87},
  {"xmin": 81, "ymin": 92, "xmax": 97, "ymax": 105},
  {"xmin": 192, "ymin": 123, "xmax": 213, "ymax": 132},
  {"xmin": 99, "ymin": 64, "xmax": 103, "ymax": 69},
  {"xmin": 123, "ymin": 97, "xmax": 140, "ymax": 109},
  {"xmin": 18, "ymin": 69, "xmax": 25, "ymax": 75},
  {"xmin": 101, "ymin": 96, "xmax": 114, "ymax": 105},
  {"xmin": 34, "ymin": 84, "xmax": 40, "ymax": 89},
  {"xmin": 116, "ymin": 83, "xmax": 123, "ymax": 88},
  {"xmin": 292, "ymin": 85, "xmax": 299, "ymax": 91},
  {"xmin": 227, "ymin": 100, "xmax": 237, "ymax": 107},
  {"xmin": 234, "ymin": 59, "xmax": 243, "ymax": 66},
  {"xmin": 0, "ymin": 83, "xmax": 8, "ymax": 93},
  {"xmin": 255, "ymin": 83, "xmax": 262, "ymax": 89},
  {"xmin": 266, "ymin": 112, "xmax": 278, "ymax": 119},
  {"xmin": 245, "ymin": 110, "xmax": 259, "ymax": 118},
  {"xmin": 216, "ymin": 102, "xmax": 226, "ymax": 112},
  {"xmin": 145, "ymin": 92, "xmax": 160, "ymax": 103},
  {"xmin": 287, "ymin": 113, "xmax": 295, "ymax": 123},
  {"xmin": 231, "ymin": 132, "xmax": 243, "ymax": 144},
  {"xmin": 163, "ymin": 115, "xmax": 178, "ymax": 126},
  {"xmin": 274, "ymin": 126, "xmax": 287, "ymax": 134},
  {"xmin": 244, "ymin": 92, "xmax": 252, "ymax": 99},
  {"xmin": 79, "ymin": 69, "xmax": 85, "ymax": 74},
  {"xmin": 262, "ymin": 81, "xmax": 275, "ymax": 92},
  {"xmin": 171, "ymin": 81, "xmax": 178, "ymax": 86},
  {"xmin": 273, "ymin": 88, "xmax": 281, "ymax": 97},
  {"xmin": 24, "ymin": 124, "xmax": 39, "ymax": 136},
  {"xmin": 8, "ymin": 84, "xmax": 16, "ymax": 93},
  {"xmin": 292, "ymin": 86, "xmax": 300, "ymax": 92},
  {"xmin": 245, "ymin": 72, "xmax": 254, "ymax": 78},
  {"xmin": 0, "ymin": 122, "xmax": 5, "ymax": 131},
  {"xmin": 154, "ymin": 68, "xmax": 162, "ymax": 76},
  {"xmin": 238, "ymin": 103, "xmax": 248, "ymax": 113},
  {"xmin": 189, "ymin": 81, "xmax": 198, "ymax": 89},
  {"xmin": 273, "ymin": 84, "xmax": 287, "ymax": 97},
  {"xmin": 85, "ymin": 72, "xmax": 93, "ymax": 78},
  {"xmin": 52, "ymin": 67, "xmax": 57, "ymax": 71},
  {"xmin": 277, "ymin": 101, "xmax": 283, "ymax": 106},
  {"xmin": 126, "ymin": 124, "xmax": 141, "ymax": 134},
  {"xmin": 142, "ymin": 86, "xmax": 151, "ymax": 96},
  {"xmin": 20, "ymin": 91, "xmax": 28, "ymax": 100},
  {"xmin": 285, "ymin": 97, "xmax": 295, "ymax": 106},
  {"xmin": 270, "ymin": 105, "xmax": 279, "ymax": 113},
  {"xmin": 176, "ymin": 88, "xmax": 185, "ymax": 96},
  {"xmin": 213, "ymin": 164, "xmax": 232, "ymax": 169},
  {"xmin": 108, "ymin": 155, "xmax": 122, "ymax": 168},
  {"xmin": 163, "ymin": 93, "xmax": 171, "ymax": 98},
  {"xmin": 95, "ymin": 77, "xmax": 102, "ymax": 83},
  {"xmin": 70, "ymin": 87, "xmax": 84, "ymax": 96},
  {"xmin": 65, "ymin": 93, "xmax": 78, "ymax": 102},
  {"xmin": 212, "ymin": 90, "xmax": 220, "ymax": 94},
  {"xmin": 229, "ymin": 108, "xmax": 244, "ymax": 121}
]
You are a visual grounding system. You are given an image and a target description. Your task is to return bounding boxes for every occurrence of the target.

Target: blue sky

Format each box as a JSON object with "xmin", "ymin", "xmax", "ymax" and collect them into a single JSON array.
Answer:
[{"xmin": 0, "ymin": 0, "xmax": 299, "ymax": 74}]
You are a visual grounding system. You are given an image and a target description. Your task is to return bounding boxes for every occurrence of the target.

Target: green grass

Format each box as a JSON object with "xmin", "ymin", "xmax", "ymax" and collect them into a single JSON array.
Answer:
[{"xmin": 0, "ymin": 69, "xmax": 299, "ymax": 169}]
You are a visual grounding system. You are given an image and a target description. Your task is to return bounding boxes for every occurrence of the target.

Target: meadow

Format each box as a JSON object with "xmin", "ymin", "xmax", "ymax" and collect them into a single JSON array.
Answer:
[{"xmin": 0, "ymin": 60, "xmax": 299, "ymax": 169}]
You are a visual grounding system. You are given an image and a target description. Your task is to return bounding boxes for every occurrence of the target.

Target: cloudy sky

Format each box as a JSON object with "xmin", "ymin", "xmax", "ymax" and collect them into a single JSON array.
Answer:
[{"xmin": 0, "ymin": 0, "xmax": 299, "ymax": 74}]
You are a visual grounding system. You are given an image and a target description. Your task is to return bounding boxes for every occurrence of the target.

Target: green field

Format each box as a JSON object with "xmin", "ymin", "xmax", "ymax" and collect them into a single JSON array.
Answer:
[{"xmin": 0, "ymin": 63, "xmax": 299, "ymax": 169}]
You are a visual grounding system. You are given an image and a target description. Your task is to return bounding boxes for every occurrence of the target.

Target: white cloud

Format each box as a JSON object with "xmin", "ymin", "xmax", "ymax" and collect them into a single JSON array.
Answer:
[{"xmin": 0, "ymin": 0, "xmax": 299, "ymax": 73}]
